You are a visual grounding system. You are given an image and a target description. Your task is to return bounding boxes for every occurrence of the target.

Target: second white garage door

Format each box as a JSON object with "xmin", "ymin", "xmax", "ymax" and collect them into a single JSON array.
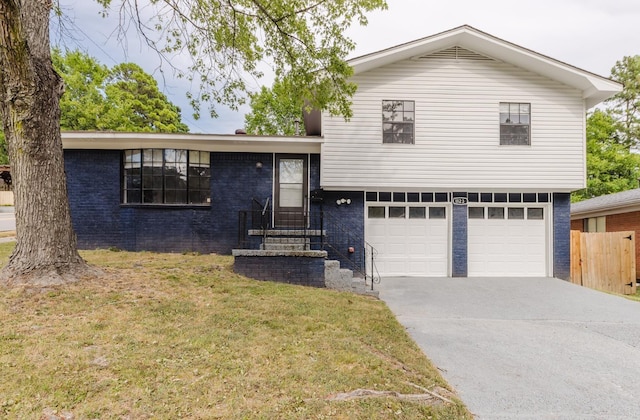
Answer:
[
  {"xmin": 366, "ymin": 205, "xmax": 449, "ymax": 277},
  {"xmin": 468, "ymin": 205, "xmax": 548, "ymax": 276}
]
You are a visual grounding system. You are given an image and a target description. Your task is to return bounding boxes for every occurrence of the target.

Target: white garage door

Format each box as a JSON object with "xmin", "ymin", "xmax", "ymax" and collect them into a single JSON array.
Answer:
[
  {"xmin": 468, "ymin": 206, "xmax": 548, "ymax": 276},
  {"xmin": 366, "ymin": 205, "xmax": 449, "ymax": 277}
]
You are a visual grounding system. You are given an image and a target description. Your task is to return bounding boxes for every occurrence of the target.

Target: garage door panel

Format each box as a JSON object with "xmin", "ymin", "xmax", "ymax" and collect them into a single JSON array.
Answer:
[
  {"xmin": 468, "ymin": 206, "xmax": 547, "ymax": 277},
  {"xmin": 366, "ymin": 205, "xmax": 449, "ymax": 277}
]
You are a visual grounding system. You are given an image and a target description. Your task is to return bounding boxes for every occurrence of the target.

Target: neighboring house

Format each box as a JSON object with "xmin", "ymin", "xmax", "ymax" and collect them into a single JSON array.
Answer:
[
  {"xmin": 62, "ymin": 25, "xmax": 621, "ymax": 280},
  {"xmin": 571, "ymin": 188, "xmax": 640, "ymax": 279}
]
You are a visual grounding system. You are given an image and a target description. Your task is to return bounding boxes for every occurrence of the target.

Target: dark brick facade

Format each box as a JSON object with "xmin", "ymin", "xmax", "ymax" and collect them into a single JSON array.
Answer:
[
  {"xmin": 553, "ymin": 193, "xmax": 571, "ymax": 280},
  {"xmin": 65, "ymin": 149, "xmax": 571, "ymax": 279},
  {"xmin": 65, "ymin": 150, "xmax": 320, "ymax": 254},
  {"xmin": 233, "ymin": 255, "xmax": 326, "ymax": 287},
  {"xmin": 313, "ymin": 191, "xmax": 365, "ymax": 274}
]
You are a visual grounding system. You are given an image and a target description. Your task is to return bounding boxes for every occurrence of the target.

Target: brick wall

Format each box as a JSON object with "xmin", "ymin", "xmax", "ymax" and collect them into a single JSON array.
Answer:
[
  {"xmin": 65, "ymin": 150, "xmax": 322, "ymax": 254},
  {"xmin": 233, "ymin": 255, "xmax": 325, "ymax": 287},
  {"xmin": 570, "ymin": 219, "xmax": 584, "ymax": 231},
  {"xmin": 316, "ymin": 191, "xmax": 365, "ymax": 273},
  {"xmin": 553, "ymin": 193, "xmax": 571, "ymax": 280},
  {"xmin": 210, "ymin": 152, "xmax": 274, "ymax": 253}
]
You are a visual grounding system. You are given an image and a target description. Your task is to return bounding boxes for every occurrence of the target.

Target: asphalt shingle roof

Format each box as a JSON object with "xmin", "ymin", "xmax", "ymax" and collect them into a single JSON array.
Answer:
[{"xmin": 571, "ymin": 188, "xmax": 640, "ymax": 215}]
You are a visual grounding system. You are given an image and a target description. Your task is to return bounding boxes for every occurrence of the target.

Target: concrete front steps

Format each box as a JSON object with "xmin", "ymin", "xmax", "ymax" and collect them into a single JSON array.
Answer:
[
  {"xmin": 324, "ymin": 260, "xmax": 379, "ymax": 298},
  {"xmin": 233, "ymin": 229, "xmax": 377, "ymax": 297}
]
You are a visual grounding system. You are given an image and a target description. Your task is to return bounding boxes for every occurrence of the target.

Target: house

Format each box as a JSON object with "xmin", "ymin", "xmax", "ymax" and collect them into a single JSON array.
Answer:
[
  {"xmin": 62, "ymin": 25, "xmax": 621, "ymax": 283},
  {"xmin": 571, "ymin": 188, "xmax": 640, "ymax": 279}
]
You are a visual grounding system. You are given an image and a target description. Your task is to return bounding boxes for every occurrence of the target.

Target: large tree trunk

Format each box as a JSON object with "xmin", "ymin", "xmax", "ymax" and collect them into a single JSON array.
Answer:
[{"xmin": 0, "ymin": 0, "xmax": 91, "ymax": 286}]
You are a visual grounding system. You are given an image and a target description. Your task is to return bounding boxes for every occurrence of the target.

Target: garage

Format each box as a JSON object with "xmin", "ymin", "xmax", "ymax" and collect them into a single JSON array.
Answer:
[
  {"xmin": 365, "ymin": 202, "xmax": 449, "ymax": 277},
  {"xmin": 467, "ymin": 205, "xmax": 548, "ymax": 276}
]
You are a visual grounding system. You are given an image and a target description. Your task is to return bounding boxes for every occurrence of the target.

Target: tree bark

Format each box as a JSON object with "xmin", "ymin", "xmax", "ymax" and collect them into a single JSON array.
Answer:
[{"xmin": 0, "ymin": 0, "xmax": 91, "ymax": 286}]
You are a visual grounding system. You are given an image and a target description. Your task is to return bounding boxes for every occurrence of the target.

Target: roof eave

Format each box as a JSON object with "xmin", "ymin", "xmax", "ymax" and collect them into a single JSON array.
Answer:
[
  {"xmin": 348, "ymin": 25, "xmax": 622, "ymax": 108},
  {"xmin": 61, "ymin": 131, "xmax": 323, "ymax": 154}
]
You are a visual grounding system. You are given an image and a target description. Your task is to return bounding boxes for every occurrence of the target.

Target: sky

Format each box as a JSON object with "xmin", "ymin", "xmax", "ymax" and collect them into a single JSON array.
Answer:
[{"xmin": 53, "ymin": 0, "xmax": 640, "ymax": 134}]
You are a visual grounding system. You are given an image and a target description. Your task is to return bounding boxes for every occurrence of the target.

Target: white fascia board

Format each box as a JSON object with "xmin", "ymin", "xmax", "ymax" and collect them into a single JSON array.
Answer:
[
  {"xmin": 349, "ymin": 25, "xmax": 622, "ymax": 108},
  {"xmin": 571, "ymin": 203, "xmax": 640, "ymax": 219},
  {"xmin": 61, "ymin": 131, "xmax": 322, "ymax": 154}
]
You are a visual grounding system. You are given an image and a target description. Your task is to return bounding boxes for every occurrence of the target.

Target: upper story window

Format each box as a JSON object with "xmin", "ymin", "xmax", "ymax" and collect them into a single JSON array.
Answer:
[
  {"xmin": 382, "ymin": 100, "xmax": 414, "ymax": 144},
  {"xmin": 123, "ymin": 149, "xmax": 211, "ymax": 205},
  {"xmin": 500, "ymin": 102, "xmax": 530, "ymax": 145}
]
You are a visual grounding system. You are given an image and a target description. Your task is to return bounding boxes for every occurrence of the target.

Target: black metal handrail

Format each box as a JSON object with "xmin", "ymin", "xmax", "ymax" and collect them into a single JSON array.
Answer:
[
  {"xmin": 321, "ymin": 211, "xmax": 380, "ymax": 289},
  {"xmin": 237, "ymin": 207, "xmax": 379, "ymax": 290}
]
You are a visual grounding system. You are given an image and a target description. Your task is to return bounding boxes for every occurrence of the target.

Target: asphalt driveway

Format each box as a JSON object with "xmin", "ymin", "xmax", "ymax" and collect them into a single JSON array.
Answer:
[{"xmin": 377, "ymin": 277, "xmax": 640, "ymax": 419}]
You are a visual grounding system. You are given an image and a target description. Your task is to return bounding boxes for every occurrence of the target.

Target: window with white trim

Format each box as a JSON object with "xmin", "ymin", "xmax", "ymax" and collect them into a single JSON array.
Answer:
[
  {"xmin": 382, "ymin": 100, "xmax": 415, "ymax": 144},
  {"xmin": 123, "ymin": 149, "xmax": 211, "ymax": 205},
  {"xmin": 500, "ymin": 102, "xmax": 530, "ymax": 145}
]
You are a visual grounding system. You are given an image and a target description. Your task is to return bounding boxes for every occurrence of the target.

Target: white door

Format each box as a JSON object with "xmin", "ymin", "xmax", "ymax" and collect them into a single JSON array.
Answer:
[
  {"xmin": 366, "ymin": 205, "xmax": 449, "ymax": 277},
  {"xmin": 468, "ymin": 206, "xmax": 547, "ymax": 276}
]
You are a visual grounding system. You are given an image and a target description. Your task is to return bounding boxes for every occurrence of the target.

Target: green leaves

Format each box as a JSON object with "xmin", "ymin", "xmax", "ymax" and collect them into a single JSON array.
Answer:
[
  {"xmin": 572, "ymin": 110, "xmax": 640, "ymax": 202},
  {"xmin": 94, "ymin": 0, "xmax": 387, "ymax": 119},
  {"xmin": 607, "ymin": 55, "xmax": 640, "ymax": 148},
  {"xmin": 52, "ymin": 49, "xmax": 189, "ymax": 133},
  {"xmin": 244, "ymin": 77, "xmax": 303, "ymax": 135}
]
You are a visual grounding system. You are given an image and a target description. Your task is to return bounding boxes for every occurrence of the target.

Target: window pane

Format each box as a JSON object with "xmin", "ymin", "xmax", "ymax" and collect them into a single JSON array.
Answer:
[
  {"xmin": 153, "ymin": 149, "xmax": 163, "ymax": 163},
  {"xmin": 143, "ymin": 149, "xmax": 153, "ymax": 163},
  {"xmin": 523, "ymin": 193, "xmax": 536, "ymax": 203},
  {"xmin": 509, "ymin": 193, "xmax": 521, "ymax": 202},
  {"xmin": 421, "ymin": 192, "xmax": 433, "ymax": 202},
  {"xmin": 528, "ymin": 208, "xmax": 544, "ymax": 220},
  {"xmin": 538, "ymin": 193, "xmax": 549, "ymax": 202},
  {"xmin": 468, "ymin": 207, "xmax": 484, "ymax": 219},
  {"xmin": 481, "ymin": 193, "xmax": 492, "ymax": 202},
  {"xmin": 508, "ymin": 208, "xmax": 525, "ymax": 219},
  {"xmin": 494, "ymin": 193, "xmax": 507, "ymax": 202},
  {"xmin": 279, "ymin": 159, "xmax": 304, "ymax": 183},
  {"xmin": 499, "ymin": 103, "xmax": 509, "ymax": 113},
  {"xmin": 164, "ymin": 149, "xmax": 176, "ymax": 162},
  {"xmin": 368, "ymin": 206, "xmax": 385, "ymax": 218},
  {"xmin": 382, "ymin": 101, "xmax": 414, "ymax": 144},
  {"xmin": 200, "ymin": 152, "xmax": 210, "ymax": 165},
  {"xmin": 389, "ymin": 206, "xmax": 406, "ymax": 218},
  {"xmin": 366, "ymin": 192, "xmax": 377, "ymax": 202},
  {"xmin": 409, "ymin": 207, "xmax": 426, "ymax": 219},
  {"xmin": 510, "ymin": 103, "xmax": 519, "ymax": 114},
  {"xmin": 393, "ymin": 192, "xmax": 405, "ymax": 202},
  {"xmin": 435, "ymin": 192, "xmax": 448, "ymax": 202},
  {"xmin": 379, "ymin": 192, "xmax": 392, "ymax": 202},
  {"xmin": 520, "ymin": 103, "xmax": 530, "ymax": 113},
  {"xmin": 126, "ymin": 190, "xmax": 141, "ymax": 204},
  {"xmin": 488, "ymin": 207, "xmax": 504, "ymax": 219},
  {"xmin": 468, "ymin": 193, "xmax": 479, "ymax": 202},
  {"xmin": 429, "ymin": 207, "xmax": 446, "ymax": 219},
  {"xmin": 189, "ymin": 150, "xmax": 200, "ymax": 164},
  {"xmin": 407, "ymin": 193, "xmax": 420, "ymax": 202},
  {"xmin": 500, "ymin": 124, "xmax": 530, "ymax": 145},
  {"xmin": 280, "ymin": 185, "xmax": 303, "ymax": 207}
]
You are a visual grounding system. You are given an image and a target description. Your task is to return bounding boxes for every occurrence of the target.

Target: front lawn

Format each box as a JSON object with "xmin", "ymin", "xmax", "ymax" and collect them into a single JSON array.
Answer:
[{"xmin": 0, "ymin": 244, "xmax": 470, "ymax": 419}]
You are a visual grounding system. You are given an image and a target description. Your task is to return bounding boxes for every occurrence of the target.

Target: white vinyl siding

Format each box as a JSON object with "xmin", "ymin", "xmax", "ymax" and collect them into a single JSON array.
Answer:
[{"xmin": 321, "ymin": 51, "xmax": 585, "ymax": 191}]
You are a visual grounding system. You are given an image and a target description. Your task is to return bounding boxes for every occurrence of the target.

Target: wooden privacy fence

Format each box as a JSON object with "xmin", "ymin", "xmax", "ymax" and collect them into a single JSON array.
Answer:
[{"xmin": 571, "ymin": 230, "xmax": 636, "ymax": 295}]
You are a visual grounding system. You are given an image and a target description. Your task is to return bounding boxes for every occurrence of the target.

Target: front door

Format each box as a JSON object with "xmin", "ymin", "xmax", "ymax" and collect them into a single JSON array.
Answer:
[{"xmin": 274, "ymin": 154, "xmax": 308, "ymax": 228}]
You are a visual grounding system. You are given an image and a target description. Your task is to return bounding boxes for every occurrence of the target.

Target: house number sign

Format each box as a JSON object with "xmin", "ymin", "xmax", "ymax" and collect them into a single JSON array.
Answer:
[{"xmin": 452, "ymin": 197, "xmax": 468, "ymax": 205}]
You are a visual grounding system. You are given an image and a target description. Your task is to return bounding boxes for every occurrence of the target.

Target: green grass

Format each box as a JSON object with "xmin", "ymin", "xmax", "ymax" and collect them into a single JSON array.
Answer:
[{"xmin": 0, "ymin": 243, "xmax": 470, "ymax": 419}]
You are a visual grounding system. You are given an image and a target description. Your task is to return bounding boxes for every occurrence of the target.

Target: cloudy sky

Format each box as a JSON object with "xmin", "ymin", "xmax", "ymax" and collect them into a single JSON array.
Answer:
[{"xmin": 53, "ymin": 0, "xmax": 640, "ymax": 133}]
